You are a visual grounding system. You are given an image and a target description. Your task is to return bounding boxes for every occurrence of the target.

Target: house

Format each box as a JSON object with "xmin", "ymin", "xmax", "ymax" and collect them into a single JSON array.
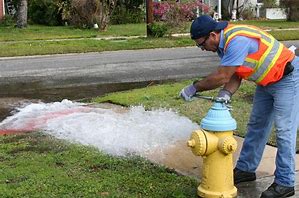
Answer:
[
  {"xmin": 0, "ymin": 0, "xmax": 17, "ymax": 21},
  {"xmin": 203, "ymin": 0, "xmax": 286, "ymax": 19},
  {"xmin": 0, "ymin": 0, "xmax": 4, "ymax": 20}
]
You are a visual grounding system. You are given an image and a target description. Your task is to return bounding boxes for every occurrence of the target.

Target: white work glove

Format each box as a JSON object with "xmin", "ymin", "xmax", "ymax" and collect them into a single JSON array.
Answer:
[
  {"xmin": 179, "ymin": 84, "xmax": 197, "ymax": 101},
  {"xmin": 215, "ymin": 89, "xmax": 232, "ymax": 104},
  {"xmin": 289, "ymin": 45, "xmax": 297, "ymax": 53}
]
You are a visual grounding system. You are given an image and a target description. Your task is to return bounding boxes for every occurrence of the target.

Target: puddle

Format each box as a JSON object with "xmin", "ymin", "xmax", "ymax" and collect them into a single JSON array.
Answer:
[
  {"xmin": 0, "ymin": 80, "xmax": 172, "ymax": 101},
  {"xmin": 0, "ymin": 80, "xmax": 174, "ymax": 121}
]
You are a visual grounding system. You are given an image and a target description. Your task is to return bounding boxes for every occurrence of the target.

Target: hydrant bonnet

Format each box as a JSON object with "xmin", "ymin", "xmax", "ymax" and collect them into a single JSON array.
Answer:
[{"xmin": 201, "ymin": 102, "xmax": 237, "ymax": 131}]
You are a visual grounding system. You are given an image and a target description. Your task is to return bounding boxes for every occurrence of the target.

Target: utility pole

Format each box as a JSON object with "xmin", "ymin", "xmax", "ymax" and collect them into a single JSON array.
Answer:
[{"xmin": 146, "ymin": 0, "xmax": 153, "ymax": 37}]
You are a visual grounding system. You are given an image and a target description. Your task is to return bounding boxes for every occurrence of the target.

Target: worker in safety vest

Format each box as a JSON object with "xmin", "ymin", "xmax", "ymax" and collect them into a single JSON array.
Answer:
[{"xmin": 180, "ymin": 15, "xmax": 299, "ymax": 198}]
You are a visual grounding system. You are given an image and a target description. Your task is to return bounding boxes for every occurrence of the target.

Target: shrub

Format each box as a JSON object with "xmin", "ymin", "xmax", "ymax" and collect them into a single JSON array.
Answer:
[
  {"xmin": 69, "ymin": 0, "xmax": 96, "ymax": 28},
  {"xmin": 240, "ymin": 6, "xmax": 255, "ymax": 20},
  {"xmin": 148, "ymin": 23, "xmax": 168, "ymax": 37},
  {"xmin": 111, "ymin": 0, "xmax": 144, "ymax": 24},
  {"xmin": 153, "ymin": 0, "xmax": 210, "ymax": 22},
  {"xmin": 56, "ymin": 0, "xmax": 72, "ymax": 22},
  {"xmin": 28, "ymin": 0, "xmax": 63, "ymax": 26},
  {"xmin": 69, "ymin": 0, "xmax": 117, "ymax": 30},
  {"xmin": 262, "ymin": 0, "xmax": 278, "ymax": 8},
  {"xmin": 0, "ymin": 15, "xmax": 15, "ymax": 26},
  {"xmin": 153, "ymin": 0, "xmax": 210, "ymax": 33}
]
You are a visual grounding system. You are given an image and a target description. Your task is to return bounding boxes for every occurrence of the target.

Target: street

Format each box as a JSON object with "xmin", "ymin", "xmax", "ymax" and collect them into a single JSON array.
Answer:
[{"xmin": 0, "ymin": 41, "xmax": 298, "ymax": 99}]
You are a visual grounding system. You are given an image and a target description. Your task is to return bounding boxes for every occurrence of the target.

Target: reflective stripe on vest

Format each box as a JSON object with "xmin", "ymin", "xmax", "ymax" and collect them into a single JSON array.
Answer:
[{"xmin": 223, "ymin": 25, "xmax": 285, "ymax": 83}]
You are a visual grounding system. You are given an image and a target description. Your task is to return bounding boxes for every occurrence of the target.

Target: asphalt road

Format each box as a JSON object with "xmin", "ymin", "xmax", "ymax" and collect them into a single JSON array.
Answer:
[
  {"xmin": 0, "ymin": 47, "xmax": 217, "ymax": 85},
  {"xmin": 0, "ymin": 47, "xmax": 219, "ymax": 99},
  {"xmin": 0, "ymin": 41, "xmax": 298, "ymax": 100}
]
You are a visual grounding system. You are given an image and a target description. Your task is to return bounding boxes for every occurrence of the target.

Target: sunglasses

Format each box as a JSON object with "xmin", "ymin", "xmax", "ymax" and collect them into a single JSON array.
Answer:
[{"xmin": 196, "ymin": 35, "xmax": 210, "ymax": 48}]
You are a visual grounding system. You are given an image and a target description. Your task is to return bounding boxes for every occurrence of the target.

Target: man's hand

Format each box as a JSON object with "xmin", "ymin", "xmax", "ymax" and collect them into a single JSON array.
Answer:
[
  {"xmin": 215, "ymin": 89, "xmax": 232, "ymax": 104},
  {"xmin": 179, "ymin": 84, "xmax": 197, "ymax": 101}
]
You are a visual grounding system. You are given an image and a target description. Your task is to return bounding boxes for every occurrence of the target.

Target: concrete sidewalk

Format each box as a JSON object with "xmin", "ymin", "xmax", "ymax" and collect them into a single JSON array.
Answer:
[
  {"xmin": 237, "ymin": 172, "xmax": 298, "ymax": 197},
  {"xmin": 145, "ymin": 135, "xmax": 299, "ymax": 198},
  {"xmin": 235, "ymin": 136, "xmax": 299, "ymax": 197}
]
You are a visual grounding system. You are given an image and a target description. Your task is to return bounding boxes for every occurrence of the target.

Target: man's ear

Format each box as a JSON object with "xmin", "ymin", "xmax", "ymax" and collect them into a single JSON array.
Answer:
[
  {"xmin": 210, "ymin": 31, "xmax": 217, "ymax": 38},
  {"xmin": 210, "ymin": 31, "xmax": 220, "ymax": 40}
]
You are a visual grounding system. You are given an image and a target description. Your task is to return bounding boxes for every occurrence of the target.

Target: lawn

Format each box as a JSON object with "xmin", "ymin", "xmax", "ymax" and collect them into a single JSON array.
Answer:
[
  {"xmin": 0, "ymin": 20, "xmax": 298, "ymax": 57},
  {"xmin": 0, "ymin": 23, "xmax": 146, "ymax": 42},
  {"xmin": 0, "ymin": 133, "xmax": 198, "ymax": 197}
]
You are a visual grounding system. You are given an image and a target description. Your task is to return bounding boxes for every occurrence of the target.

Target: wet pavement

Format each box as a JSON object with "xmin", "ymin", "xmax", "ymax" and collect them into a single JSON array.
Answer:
[
  {"xmin": 235, "ymin": 135, "xmax": 299, "ymax": 197},
  {"xmin": 146, "ymin": 134, "xmax": 299, "ymax": 198},
  {"xmin": 237, "ymin": 173, "xmax": 298, "ymax": 197}
]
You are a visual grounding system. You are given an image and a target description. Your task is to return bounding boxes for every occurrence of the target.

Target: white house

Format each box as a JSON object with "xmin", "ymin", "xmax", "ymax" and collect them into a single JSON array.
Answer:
[{"xmin": 204, "ymin": 0, "xmax": 286, "ymax": 19}]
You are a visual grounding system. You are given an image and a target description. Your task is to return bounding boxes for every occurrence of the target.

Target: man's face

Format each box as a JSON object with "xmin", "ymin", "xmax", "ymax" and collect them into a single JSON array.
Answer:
[{"xmin": 194, "ymin": 32, "xmax": 219, "ymax": 52}]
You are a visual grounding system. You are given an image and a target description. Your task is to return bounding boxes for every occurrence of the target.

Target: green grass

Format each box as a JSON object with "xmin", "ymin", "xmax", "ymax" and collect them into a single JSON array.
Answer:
[
  {"xmin": 0, "ymin": 25, "xmax": 97, "ymax": 41},
  {"xmin": 0, "ymin": 20, "xmax": 298, "ymax": 57},
  {"xmin": 0, "ymin": 133, "xmax": 198, "ymax": 197},
  {"xmin": 269, "ymin": 30, "xmax": 299, "ymax": 41},
  {"xmin": 0, "ymin": 37, "xmax": 193, "ymax": 57},
  {"xmin": 0, "ymin": 24, "xmax": 146, "ymax": 42},
  {"xmin": 99, "ymin": 23, "xmax": 147, "ymax": 37},
  {"xmin": 233, "ymin": 19, "xmax": 299, "ymax": 29}
]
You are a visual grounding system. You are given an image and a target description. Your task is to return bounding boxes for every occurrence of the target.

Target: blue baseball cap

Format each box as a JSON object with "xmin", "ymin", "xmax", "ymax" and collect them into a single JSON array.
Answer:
[{"xmin": 190, "ymin": 15, "xmax": 228, "ymax": 39}]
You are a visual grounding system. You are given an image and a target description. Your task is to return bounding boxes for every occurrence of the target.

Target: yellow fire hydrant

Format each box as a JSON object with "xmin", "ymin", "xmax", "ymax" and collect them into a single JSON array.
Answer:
[{"xmin": 187, "ymin": 101, "xmax": 238, "ymax": 198}]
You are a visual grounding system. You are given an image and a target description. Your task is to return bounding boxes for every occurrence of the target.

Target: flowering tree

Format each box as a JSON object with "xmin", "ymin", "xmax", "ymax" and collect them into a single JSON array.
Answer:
[
  {"xmin": 151, "ymin": 0, "xmax": 210, "ymax": 34},
  {"xmin": 153, "ymin": 0, "xmax": 210, "ymax": 22}
]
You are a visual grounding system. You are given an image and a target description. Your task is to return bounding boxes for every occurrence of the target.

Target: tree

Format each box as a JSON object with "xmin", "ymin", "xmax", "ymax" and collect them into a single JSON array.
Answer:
[
  {"xmin": 281, "ymin": 0, "xmax": 299, "ymax": 21},
  {"xmin": 96, "ymin": 0, "xmax": 116, "ymax": 30},
  {"xmin": 110, "ymin": 0, "xmax": 144, "ymax": 24},
  {"xmin": 70, "ymin": 0, "xmax": 117, "ymax": 31},
  {"xmin": 221, "ymin": 0, "xmax": 251, "ymax": 20},
  {"xmin": 16, "ymin": 0, "xmax": 28, "ymax": 28}
]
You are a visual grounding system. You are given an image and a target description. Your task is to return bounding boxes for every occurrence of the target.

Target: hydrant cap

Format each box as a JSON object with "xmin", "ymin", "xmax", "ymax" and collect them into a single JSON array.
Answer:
[{"xmin": 200, "ymin": 102, "xmax": 237, "ymax": 131}]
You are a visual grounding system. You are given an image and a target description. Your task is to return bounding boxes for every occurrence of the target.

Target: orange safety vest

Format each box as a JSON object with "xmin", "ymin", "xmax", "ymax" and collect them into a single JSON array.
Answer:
[{"xmin": 223, "ymin": 24, "xmax": 295, "ymax": 86}]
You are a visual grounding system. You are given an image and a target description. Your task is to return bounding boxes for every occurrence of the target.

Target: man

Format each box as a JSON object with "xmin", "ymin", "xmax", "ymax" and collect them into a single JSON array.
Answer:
[{"xmin": 180, "ymin": 15, "xmax": 299, "ymax": 198}]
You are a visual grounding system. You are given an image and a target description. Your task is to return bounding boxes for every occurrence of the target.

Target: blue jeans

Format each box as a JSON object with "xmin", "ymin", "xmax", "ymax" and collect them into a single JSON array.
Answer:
[{"xmin": 236, "ymin": 56, "xmax": 299, "ymax": 187}]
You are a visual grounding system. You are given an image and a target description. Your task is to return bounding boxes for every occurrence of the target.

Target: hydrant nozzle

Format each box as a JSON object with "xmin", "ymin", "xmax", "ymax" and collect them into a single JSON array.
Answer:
[
  {"xmin": 187, "ymin": 139, "xmax": 196, "ymax": 147},
  {"xmin": 219, "ymin": 136, "xmax": 237, "ymax": 154}
]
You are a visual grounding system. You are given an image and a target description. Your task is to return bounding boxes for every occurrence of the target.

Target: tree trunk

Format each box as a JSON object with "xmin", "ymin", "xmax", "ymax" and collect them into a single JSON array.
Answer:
[
  {"xmin": 281, "ymin": 0, "xmax": 299, "ymax": 21},
  {"xmin": 97, "ymin": 0, "xmax": 116, "ymax": 31},
  {"xmin": 288, "ymin": 0, "xmax": 299, "ymax": 21},
  {"xmin": 236, "ymin": 0, "xmax": 239, "ymax": 18},
  {"xmin": 16, "ymin": 0, "xmax": 27, "ymax": 28}
]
